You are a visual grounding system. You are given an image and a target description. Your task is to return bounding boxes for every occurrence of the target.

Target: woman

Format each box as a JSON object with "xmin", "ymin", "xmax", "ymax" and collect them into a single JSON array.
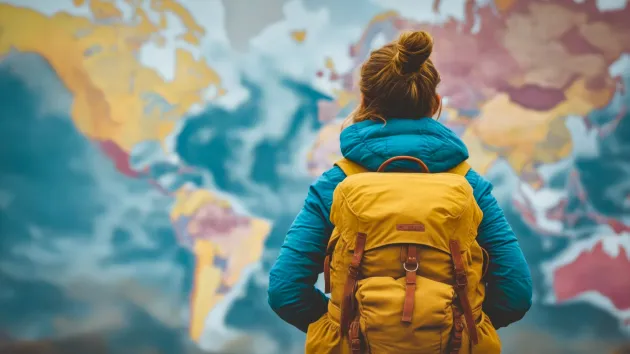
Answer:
[{"xmin": 268, "ymin": 30, "xmax": 532, "ymax": 352}]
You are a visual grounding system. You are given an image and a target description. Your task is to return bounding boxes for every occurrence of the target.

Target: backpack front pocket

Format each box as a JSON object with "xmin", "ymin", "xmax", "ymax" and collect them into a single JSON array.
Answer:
[{"xmin": 356, "ymin": 275, "xmax": 455, "ymax": 354}]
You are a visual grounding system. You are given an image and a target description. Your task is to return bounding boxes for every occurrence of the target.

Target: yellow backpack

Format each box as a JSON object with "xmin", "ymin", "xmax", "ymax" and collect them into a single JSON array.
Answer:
[{"xmin": 305, "ymin": 156, "xmax": 501, "ymax": 354}]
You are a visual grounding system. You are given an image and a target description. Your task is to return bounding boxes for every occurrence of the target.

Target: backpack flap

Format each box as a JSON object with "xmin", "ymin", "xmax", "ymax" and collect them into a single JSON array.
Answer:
[{"xmin": 330, "ymin": 171, "xmax": 482, "ymax": 254}]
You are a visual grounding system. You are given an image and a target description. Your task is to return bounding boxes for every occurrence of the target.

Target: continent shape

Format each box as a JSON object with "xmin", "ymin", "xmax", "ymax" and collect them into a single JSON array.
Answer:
[
  {"xmin": 171, "ymin": 188, "xmax": 270, "ymax": 341},
  {"xmin": 542, "ymin": 234, "xmax": 630, "ymax": 331},
  {"xmin": 472, "ymin": 78, "xmax": 611, "ymax": 185},
  {"xmin": 0, "ymin": 1, "xmax": 222, "ymax": 153}
]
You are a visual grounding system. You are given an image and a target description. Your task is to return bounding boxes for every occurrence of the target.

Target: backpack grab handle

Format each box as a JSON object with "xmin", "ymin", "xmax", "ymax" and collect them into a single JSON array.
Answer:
[{"xmin": 377, "ymin": 156, "xmax": 430, "ymax": 173}]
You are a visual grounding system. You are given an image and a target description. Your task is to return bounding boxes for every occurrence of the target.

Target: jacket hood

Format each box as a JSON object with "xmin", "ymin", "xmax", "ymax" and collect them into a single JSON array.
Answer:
[{"xmin": 340, "ymin": 118, "xmax": 469, "ymax": 173}]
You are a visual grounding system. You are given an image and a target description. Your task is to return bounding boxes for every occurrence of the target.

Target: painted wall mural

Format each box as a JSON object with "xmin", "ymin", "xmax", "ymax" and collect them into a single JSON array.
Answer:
[{"xmin": 0, "ymin": 0, "xmax": 628, "ymax": 353}]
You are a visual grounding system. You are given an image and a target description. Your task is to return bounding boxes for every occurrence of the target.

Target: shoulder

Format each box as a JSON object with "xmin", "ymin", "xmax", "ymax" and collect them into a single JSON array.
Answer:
[
  {"xmin": 308, "ymin": 166, "xmax": 347, "ymax": 209},
  {"xmin": 463, "ymin": 167, "xmax": 493, "ymax": 200},
  {"xmin": 320, "ymin": 165, "xmax": 347, "ymax": 184},
  {"xmin": 463, "ymin": 168, "xmax": 503, "ymax": 219}
]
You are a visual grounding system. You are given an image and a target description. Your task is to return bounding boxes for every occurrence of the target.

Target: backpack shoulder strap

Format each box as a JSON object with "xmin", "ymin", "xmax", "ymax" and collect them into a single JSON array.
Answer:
[
  {"xmin": 334, "ymin": 158, "xmax": 368, "ymax": 176},
  {"xmin": 447, "ymin": 161, "xmax": 471, "ymax": 176},
  {"xmin": 324, "ymin": 158, "xmax": 366, "ymax": 294}
]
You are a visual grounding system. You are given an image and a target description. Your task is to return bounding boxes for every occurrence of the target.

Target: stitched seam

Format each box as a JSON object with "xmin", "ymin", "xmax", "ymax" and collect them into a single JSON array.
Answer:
[
  {"xmin": 338, "ymin": 184, "xmax": 364, "ymax": 250},
  {"xmin": 338, "ymin": 185, "xmax": 360, "ymax": 219},
  {"xmin": 447, "ymin": 184, "xmax": 475, "ymax": 260},
  {"xmin": 454, "ymin": 185, "xmax": 473, "ymax": 220},
  {"xmin": 361, "ymin": 131, "xmax": 390, "ymax": 165}
]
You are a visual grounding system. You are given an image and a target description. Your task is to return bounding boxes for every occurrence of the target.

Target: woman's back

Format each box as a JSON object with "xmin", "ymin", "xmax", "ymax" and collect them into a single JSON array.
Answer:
[{"xmin": 268, "ymin": 30, "xmax": 533, "ymax": 354}]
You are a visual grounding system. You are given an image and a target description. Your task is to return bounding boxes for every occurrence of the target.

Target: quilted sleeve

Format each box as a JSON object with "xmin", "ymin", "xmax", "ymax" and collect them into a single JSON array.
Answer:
[
  {"xmin": 267, "ymin": 166, "xmax": 346, "ymax": 332},
  {"xmin": 466, "ymin": 169, "xmax": 533, "ymax": 329}
]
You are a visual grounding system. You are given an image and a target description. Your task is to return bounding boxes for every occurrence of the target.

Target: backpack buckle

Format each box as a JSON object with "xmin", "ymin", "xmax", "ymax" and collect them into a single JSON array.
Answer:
[
  {"xmin": 403, "ymin": 261, "xmax": 419, "ymax": 272},
  {"xmin": 350, "ymin": 338, "xmax": 362, "ymax": 354},
  {"xmin": 349, "ymin": 317, "xmax": 362, "ymax": 353}
]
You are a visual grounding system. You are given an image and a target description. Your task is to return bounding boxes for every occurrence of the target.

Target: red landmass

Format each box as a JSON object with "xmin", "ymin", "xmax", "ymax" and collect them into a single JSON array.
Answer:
[
  {"xmin": 552, "ymin": 241, "xmax": 630, "ymax": 312},
  {"xmin": 502, "ymin": 84, "xmax": 567, "ymax": 111},
  {"xmin": 98, "ymin": 140, "xmax": 138, "ymax": 177}
]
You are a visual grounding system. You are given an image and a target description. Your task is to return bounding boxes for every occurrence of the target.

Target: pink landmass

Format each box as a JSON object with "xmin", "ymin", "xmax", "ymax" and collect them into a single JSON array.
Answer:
[{"xmin": 188, "ymin": 203, "xmax": 251, "ymax": 239}]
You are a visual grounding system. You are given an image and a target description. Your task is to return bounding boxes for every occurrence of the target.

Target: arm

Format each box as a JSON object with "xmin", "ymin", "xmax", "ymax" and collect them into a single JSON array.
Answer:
[
  {"xmin": 468, "ymin": 170, "xmax": 533, "ymax": 328},
  {"xmin": 267, "ymin": 167, "xmax": 345, "ymax": 332}
]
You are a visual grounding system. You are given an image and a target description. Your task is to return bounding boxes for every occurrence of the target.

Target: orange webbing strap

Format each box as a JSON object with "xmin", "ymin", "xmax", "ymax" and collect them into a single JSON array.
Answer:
[
  {"xmin": 401, "ymin": 244, "xmax": 418, "ymax": 323},
  {"xmin": 323, "ymin": 254, "xmax": 331, "ymax": 293},
  {"xmin": 340, "ymin": 232, "xmax": 367, "ymax": 335},
  {"xmin": 449, "ymin": 240, "xmax": 479, "ymax": 345},
  {"xmin": 349, "ymin": 315, "xmax": 362, "ymax": 354}
]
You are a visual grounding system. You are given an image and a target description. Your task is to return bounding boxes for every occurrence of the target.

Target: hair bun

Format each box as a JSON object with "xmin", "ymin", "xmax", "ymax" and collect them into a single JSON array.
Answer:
[{"xmin": 393, "ymin": 31, "xmax": 434, "ymax": 75}]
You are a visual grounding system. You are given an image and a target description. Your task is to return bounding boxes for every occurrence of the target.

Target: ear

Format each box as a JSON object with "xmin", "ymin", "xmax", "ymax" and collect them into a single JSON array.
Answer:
[{"xmin": 434, "ymin": 94, "xmax": 443, "ymax": 120}]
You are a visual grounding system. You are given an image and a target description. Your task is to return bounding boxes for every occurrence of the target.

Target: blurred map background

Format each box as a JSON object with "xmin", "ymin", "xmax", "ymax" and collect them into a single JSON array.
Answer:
[{"xmin": 0, "ymin": 0, "xmax": 628, "ymax": 353}]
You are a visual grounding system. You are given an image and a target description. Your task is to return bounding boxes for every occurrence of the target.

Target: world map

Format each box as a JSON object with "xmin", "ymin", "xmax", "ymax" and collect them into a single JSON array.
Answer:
[{"xmin": 0, "ymin": 0, "xmax": 628, "ymax": 353}]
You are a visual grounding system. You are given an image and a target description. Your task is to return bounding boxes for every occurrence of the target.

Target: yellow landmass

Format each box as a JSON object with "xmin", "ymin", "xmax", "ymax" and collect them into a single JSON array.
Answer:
[
  {"xmin": 0, "ymin": 3, "xmax": 221, "ymax": 151},
  {"xmin": 494, "ymin": 0, "xmax": 517, "ymax": 13},
  {"xmin": 332, "ymin": 89, "xmax": 358, "ymax": 109},
  {"xmin": 223, "ymin": 219, "xmax": 270, "ymax": 287},
  {"xmin": 187, "ymin": 215, "xmax": 270, "ymax": 341},
  {"xmin": 370, "ymin": 10, "xmax": 399, "ymax": 24},
  {"xmin": 149, "ymin": 0, "xmax": 206, "ymax": 45},
  {"xmin": 291, "ymin": 30, "xmax": 307, "ymax": 43},
  {"xmin": 190, "ymin": 239, "xmax": 222, "ymax": 341},
  {"xmin": 460, "ymin": 128, "xmax": 499, "ymax": 175},
  {"xmin": 443, "ymin": 99, "xmax": 497, "ymax": 175},
  {"xmin": 324, "ymin": 57, "xmax": 335, "ymax": 70},
  {"xmin": 171, "ymin": 188, "xmax": 231, "ymax": 220},
  {"xmin": 89, "ymin": 0, "xmax": 123, "ymax": 20},
  {"xmin": 472, "ymin": 78, "xmax": 613, "ymax": 175}
]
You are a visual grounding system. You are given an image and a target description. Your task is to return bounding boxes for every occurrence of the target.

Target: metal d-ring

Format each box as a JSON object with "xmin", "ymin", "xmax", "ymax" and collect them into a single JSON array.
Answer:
[{"xmin": 403, "ymin": 262, "xmax": 419, "ymax": 272}]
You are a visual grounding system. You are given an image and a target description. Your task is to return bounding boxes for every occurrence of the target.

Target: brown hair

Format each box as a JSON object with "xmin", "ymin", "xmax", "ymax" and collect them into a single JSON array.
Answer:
[{"xmin": 344, "ymin": 30, "xmax": 441, "ymax": 127}]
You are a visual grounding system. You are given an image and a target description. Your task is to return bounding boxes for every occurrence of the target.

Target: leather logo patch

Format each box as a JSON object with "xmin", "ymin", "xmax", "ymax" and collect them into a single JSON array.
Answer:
[{"xmin": 396, "ymin": 223, "xmax": 425, "ymax": 232}]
